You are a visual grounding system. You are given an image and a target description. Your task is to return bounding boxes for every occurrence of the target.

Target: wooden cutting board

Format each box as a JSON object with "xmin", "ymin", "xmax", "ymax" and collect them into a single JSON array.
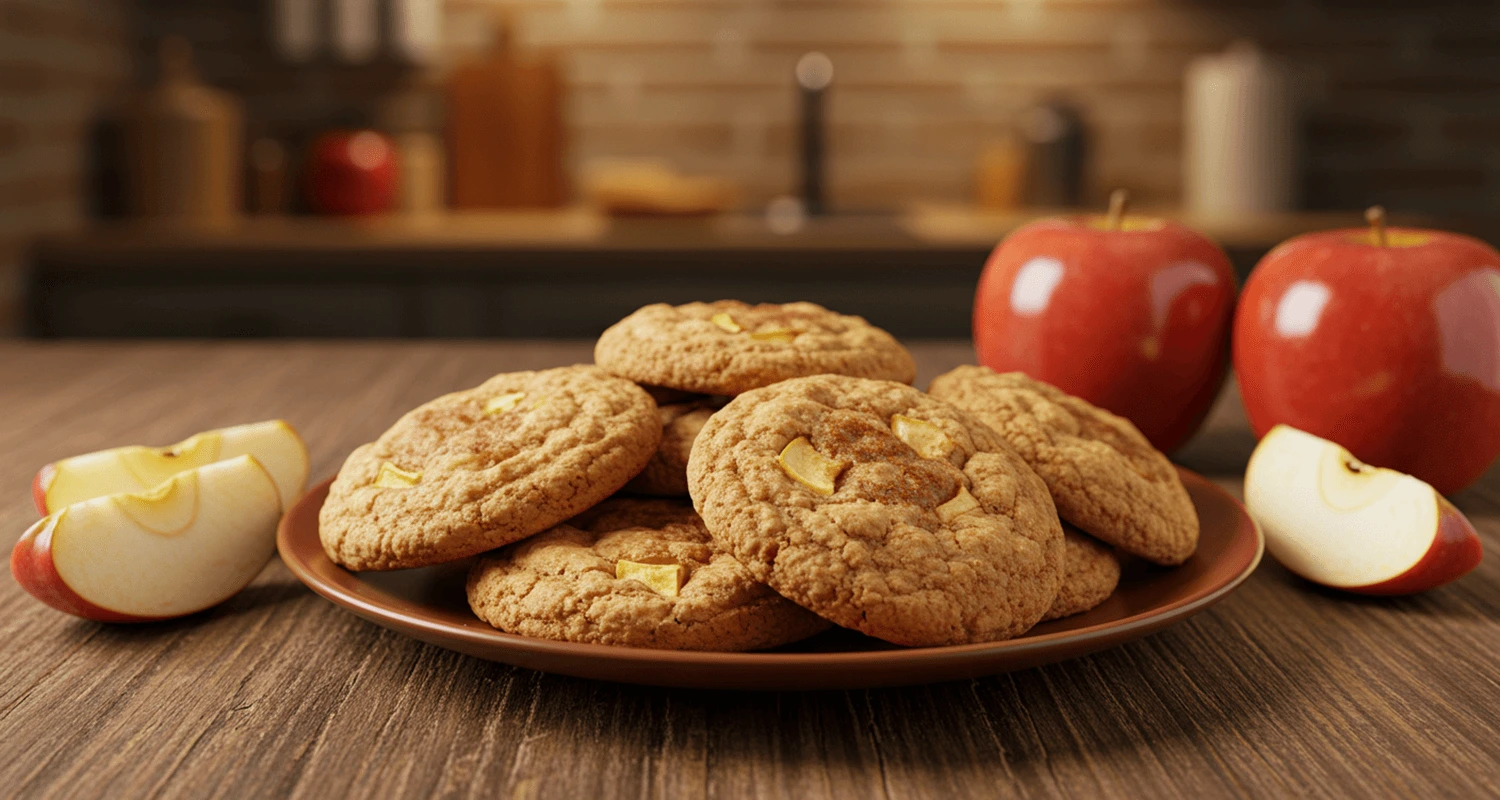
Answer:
[{"xmin": 446, "ymin": 24, "xmax": 567, "ymax": 209}]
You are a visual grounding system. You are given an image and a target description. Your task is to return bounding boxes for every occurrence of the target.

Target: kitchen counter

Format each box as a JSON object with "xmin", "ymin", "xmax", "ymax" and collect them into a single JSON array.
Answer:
[
  {"xmin": 23, "ymin": 209, "xmax": 1374, "ymax": 339},
  {"xmin": 2, "ymin": 340, "xmax": 1497, "ymax": 798},
  {"xmin": 32, "ymin": 206, "xmax": 1373, "ymax": 259}
]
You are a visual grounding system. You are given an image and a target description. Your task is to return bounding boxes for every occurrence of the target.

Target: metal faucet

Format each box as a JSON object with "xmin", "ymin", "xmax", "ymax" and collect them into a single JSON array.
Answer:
[{"xmin": 795, "ymin": 52, "xmax": 833, "ymax": 216}]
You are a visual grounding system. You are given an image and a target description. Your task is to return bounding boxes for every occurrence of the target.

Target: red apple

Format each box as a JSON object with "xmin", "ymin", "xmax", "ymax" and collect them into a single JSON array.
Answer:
[
  {"xmin": 973, "ymin": 191, "xmax": 1237, "ymax": 452},
  {"xmin": 1245, "ymin": 425, "xmax": 1482, "ymax": 594},
  {"xmin": 12, "ymin": 455, "xmax": 284, "ymax": 621},
  {"xmin": 306, "ymin": 129, "xmax": 398, "ymax": 215},
  {"xmin": 1235, "ymin": 207, "xmax": 1500, "ymax": 495},
  {"xmin": 33, "ymin": 420, "xmax": 309, "ymax": 515}
]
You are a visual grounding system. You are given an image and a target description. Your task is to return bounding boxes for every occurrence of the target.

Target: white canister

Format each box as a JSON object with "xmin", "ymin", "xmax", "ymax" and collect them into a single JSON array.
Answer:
[{"xmin": 1183, "ymin": 41, "xmax": 1298, "ymax": 216}]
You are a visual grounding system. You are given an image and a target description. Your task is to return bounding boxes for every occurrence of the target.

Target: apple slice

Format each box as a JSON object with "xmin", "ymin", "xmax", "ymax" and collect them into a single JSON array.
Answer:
[
  {"xmin": 11, "ymin": 455, "xmax": 284, "ymax": 621},
  {"xmin": 34, "ymin": 420, "xmax": 309, "ymax": 514},
  {"xmin": 1244, "ymin": 425, "xmax": 1483, "ymax": 595}
]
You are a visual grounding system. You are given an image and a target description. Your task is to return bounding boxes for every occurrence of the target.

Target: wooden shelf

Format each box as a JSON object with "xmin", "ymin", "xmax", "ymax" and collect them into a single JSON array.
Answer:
[
  {"xmin": 31, "ymin": 206, "xmax": 1389, "ymax": 266},
  {"xmin": 899, "ymin": 203, "xmax": 1428, "ymax": 250}
]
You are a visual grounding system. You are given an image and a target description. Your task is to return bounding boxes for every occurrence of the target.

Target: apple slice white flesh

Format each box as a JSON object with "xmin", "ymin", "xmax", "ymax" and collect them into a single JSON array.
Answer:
[
  {"xmin": 1244, "ymin": 425, "xmax": 1483, "ymax": 595},
  {"xmin": 11, "ymin": 455, "xmax": 283, "ymax": 621},
  {"xmin": 34, "ymin": 420, "xmax": 309, "ymax": 514}
]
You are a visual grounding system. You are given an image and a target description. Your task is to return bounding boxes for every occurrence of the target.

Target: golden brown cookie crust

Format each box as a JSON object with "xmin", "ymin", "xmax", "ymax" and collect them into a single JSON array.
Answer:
[
  {"xmin": 687, "ymin": 374, "xmax": 1064, "ymax": 647},
  {"xmin": 595, "ymin": 301, "xmax": 917, "ymax": 396},
  {"xmin": 466, "ymin": 499, "xmax": 831, "ymax": 650},
  {"xmin": 319, "ymin": 365, "xmax": 660, "ymax": 571},
  {"xmin": 928, "ymin": 366, "xmax": 1199, "ymax": 566},
  {"xmin": 625, "ymin": 401, "xmax": 718, "ymax": 497},
  {"xmin": 1040, "ymin": 528, "xmax": 1122, "ymax": 622}
]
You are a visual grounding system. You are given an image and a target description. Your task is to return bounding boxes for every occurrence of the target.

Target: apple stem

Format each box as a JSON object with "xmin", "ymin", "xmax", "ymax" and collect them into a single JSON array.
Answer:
[
  {"xmin": 1107, "ymin": 189, "xmax": 1129, "ymax": 231},
  {"xmin": 1366, "ymin": 205, "xmax": 1388, "ymax": 247}
]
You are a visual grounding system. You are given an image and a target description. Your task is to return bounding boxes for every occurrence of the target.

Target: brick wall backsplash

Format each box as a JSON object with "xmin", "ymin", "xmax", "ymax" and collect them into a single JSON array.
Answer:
[
  {"xmin": 443, "ymin": 0, "xmax": 1500, "ymax": 216},
  {"xmin": 28, "ymin": 0, "xmax": 1500, "ymax": 232},
  {"xmin": 0, "ymin": 0, "xmax": 133, "ymax": 333}
]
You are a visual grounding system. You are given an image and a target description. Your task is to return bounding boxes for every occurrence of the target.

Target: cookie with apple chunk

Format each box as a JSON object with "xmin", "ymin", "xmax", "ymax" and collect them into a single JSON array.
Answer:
[
  {"xmin": 595, "ymin": 300, "xmax": 916, "ymax": 396},
  {"xmin": 687, "ymin": 374, "xmax": 1064, "ymax": 647},
  {"xmin": 928, "ymin": 366, "xmax": 1198, "ymax": 566},
  {"xmin": 319, "ymin": 365, "xmax": 660, "ymax": 571},
  {"xmin": 466, "ymin": 498, "xmax": 829, "ymax": 650},
  {"xmin": 624, "ymin": 399, "xmax": 720, "ymax": 497},
  {"xmin": 1039, "ymin": 527, "xmax": 1122, "ymax": 622}
]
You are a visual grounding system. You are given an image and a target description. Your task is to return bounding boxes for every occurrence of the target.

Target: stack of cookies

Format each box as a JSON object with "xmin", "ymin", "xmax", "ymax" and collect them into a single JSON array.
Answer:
[{"xmin": 319, "ymin": 300, "xmax": 1200, "ymax": 650}]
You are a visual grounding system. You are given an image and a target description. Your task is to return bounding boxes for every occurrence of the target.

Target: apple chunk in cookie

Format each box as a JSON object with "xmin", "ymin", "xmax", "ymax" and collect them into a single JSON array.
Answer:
[
  {"xmin": 1245, "ymin": 425, "xmax": 1482, "ymax": 595},
  {"xmin": 891, "ymin": 414, "xmax": 953, "ymax": 460},
  {"xmin": 615, "ymin": 559, "xmax": 687, "ymax": 596},
  {"xmin": 687, "ymin": 374, "xmax": 1064, "ymax": 647},
  {"xmin": 777, "ymin": 436, "xmax": 847, "ymax": 495}
]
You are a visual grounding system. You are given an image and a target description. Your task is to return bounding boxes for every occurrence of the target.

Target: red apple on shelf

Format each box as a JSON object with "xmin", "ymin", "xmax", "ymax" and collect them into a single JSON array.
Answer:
[
  {"xmin": 1244, "ymin": 425, "xmax": 1482, "ymax": 595},
  {"xmin": 33, "ymin": 419, "xmax": 309, "ymax": 515},
  {"xmin": 306, "ymin": 129, "xmax": 398, "ymax": 215},
  {"xmin": 1235, "ymin": 206, "xmax": 1500, "ymax": 495},
  {"xmin": 973, "ymin": 190, "xmax": 1237, "ymax": 452},
  {"xmin": 11, "ymin": 455, "xmax": 284, "ymax": 621}
]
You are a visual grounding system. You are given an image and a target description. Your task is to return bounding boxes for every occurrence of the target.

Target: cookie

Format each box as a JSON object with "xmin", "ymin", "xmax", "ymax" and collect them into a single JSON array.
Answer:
[
  {"xmin": 466, "ymin": 498, "xmax": 831, "ymax": 650},
  {"xmin": 595, "ymin": 300, "xmax": 917, "ymax": 396},
  {"xmin": 927, "ymin": 367, "xmax": 1199, "ymax": 565},
  {"xmin": 625, "ymin": 400, "xmax": 719, "ymax": 497},
  {"xmin": 319, "ymin": 365, "xmax": 660, "ymax": 571},
  {"xmin": 687, "ymin": 374, "xmax": 1064, "ymax": 647},
  {"xmin": 1040, "ymin": 527, "xmax": 1122, "ymax": 622}
]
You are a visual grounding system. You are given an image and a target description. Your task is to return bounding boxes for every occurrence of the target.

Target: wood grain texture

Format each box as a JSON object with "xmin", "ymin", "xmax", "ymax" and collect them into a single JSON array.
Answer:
[{"xmin": 1, "ymin": 341, "xmax": 1497, "ymax": 799}]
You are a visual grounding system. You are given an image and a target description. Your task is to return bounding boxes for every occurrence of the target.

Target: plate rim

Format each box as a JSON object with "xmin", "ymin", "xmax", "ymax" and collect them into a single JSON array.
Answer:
[{"xmin": 279, "ymin": 468, "xmax": 1263, "ymax": 678}]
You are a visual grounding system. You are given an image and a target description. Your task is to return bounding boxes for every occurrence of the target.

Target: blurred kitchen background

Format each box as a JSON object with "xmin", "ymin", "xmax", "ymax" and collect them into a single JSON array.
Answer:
[{"xmin": 3, "ymin": 0, "xmax": 1497, "ymax": 338}]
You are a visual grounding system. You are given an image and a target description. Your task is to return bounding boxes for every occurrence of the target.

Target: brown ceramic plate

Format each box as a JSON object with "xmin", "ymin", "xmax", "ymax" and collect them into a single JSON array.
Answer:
[{"xmin": 279, "ymin": 469, "xmax": 1261, "ymax": 690}]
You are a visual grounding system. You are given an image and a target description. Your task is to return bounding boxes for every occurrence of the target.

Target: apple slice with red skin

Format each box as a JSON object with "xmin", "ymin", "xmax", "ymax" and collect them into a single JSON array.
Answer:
[
  {"xmin": 33, "ymin": 420, "xmax": 309, "ymax": 515},
  {"xmin": 1244, "ymin": 425, "xmax": 1482, "ymax": 595},
  {"xmin": 31, "ymin": 467, "xmax": 50, "ymax": 518},
  {"xmin": 11, "ymin": 455, "xmax": 283, "ymax": 621}
]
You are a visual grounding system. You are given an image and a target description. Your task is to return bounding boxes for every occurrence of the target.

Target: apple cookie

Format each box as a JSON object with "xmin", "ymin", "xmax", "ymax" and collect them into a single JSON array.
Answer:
[
  {"xmin": 595, "ymin": 300, "xmax": 917, "ymax": 396},
  {"xmin": 1040, "ymin": 527, "xmax": 1122, "ymax": 622},
  {"xmin": 928, "ymin": 367, "xmax": 1198, "ymax": 566},
  {"xmin": 687, "ymin": 374, "xmax": 1064, "ymax": 647},
  {"xmin": 319, "ymin": 365, "xmax": 660, "ymax": 571},
  {"xmin": 466, "ymin": 498, "xmax": 831, "ymax": 650},
  {"xmin": 625, "ymin": 399, "xmax": 721, "ymax": 497}
]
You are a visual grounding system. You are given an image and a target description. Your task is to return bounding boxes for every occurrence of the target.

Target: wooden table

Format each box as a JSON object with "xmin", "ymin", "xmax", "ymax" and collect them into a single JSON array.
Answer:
[{"xmin": 2, "ymin": 341, "xmax": 1497, "ymax": 798}]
